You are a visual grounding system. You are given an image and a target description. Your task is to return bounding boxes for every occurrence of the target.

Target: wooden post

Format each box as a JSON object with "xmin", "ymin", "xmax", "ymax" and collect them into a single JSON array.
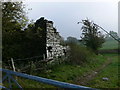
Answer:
[
  {"xmin": 11, "ymin": 58, "xmax": 16, "ymax": 72},
  {"xmin": 11, "ymin": 58, "xmax": 17, "ymax": 80}
]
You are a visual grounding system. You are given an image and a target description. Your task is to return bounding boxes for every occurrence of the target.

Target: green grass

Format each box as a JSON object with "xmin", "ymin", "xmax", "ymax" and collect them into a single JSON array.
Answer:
[
  {"xmin": 100, "ymin": 40, "xmax": 118, "ymax": 50},
  {"xmin": 33, "ymin": 55, "xmax": 106, "ymax": 83},
  {"xmin": 4, "ymin": 54, "xmax": 107, "ymax": 88},
  {"xmin": 87, "ymin": 54, "xmax": 119, "ymax": 88},
  {"xmin": 3, "ymin": 54, "xmax": 119, "ymax": 89}
]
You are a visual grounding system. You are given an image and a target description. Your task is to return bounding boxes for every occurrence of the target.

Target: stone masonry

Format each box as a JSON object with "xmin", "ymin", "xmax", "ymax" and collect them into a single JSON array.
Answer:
[{"xmin": 46, "ymin": 20, "xmax": 67, "ymax": 59}]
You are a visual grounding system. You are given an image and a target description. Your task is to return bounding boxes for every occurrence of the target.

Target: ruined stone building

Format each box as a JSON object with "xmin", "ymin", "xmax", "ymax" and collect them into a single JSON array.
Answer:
[
  {"xmin": 35, "ymin": 17, "xmax": 67, "ymax": 60},
  {"xmin": 46, "ymin": 21, "xmax": 67, "ymax": 59}
]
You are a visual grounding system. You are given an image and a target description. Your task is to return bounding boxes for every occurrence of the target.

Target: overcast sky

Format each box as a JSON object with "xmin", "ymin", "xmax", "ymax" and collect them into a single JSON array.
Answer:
[{"xmin": 25, "ymin": 1, "xmax": 118, "ymax": 39}]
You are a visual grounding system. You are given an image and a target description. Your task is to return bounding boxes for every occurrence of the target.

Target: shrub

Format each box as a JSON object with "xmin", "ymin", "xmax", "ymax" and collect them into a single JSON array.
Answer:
[{"xmin": 67, "ymin": 43, "xmax": 95, "ymax": 65}]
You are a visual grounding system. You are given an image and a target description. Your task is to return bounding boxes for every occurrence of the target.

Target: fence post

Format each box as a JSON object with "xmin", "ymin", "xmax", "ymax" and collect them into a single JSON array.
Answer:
[
  {"xmin": 11, "ymin": 58, "xmax": 17, "ymax": 80},
  {"xmin": 11, "ymin": 58, "xmax": 15, "ymax": 72}
]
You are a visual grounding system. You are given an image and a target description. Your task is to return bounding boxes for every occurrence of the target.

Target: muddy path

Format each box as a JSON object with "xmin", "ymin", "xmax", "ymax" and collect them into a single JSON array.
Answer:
[{"xmin": 74, "ymin": 57, "xmax": 112, "ymax": 86}]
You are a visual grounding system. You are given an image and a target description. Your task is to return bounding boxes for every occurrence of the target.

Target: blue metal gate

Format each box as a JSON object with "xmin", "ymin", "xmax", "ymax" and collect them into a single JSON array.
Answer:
[{"xmin": 0, "ymin": 68, "xmax": 95, "ymax": 89}]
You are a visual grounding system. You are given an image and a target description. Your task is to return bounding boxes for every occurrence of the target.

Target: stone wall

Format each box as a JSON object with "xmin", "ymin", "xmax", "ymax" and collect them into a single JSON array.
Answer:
[{"xmin": 46, "ymin": 21, "xmax": 67, "ymax": 59}]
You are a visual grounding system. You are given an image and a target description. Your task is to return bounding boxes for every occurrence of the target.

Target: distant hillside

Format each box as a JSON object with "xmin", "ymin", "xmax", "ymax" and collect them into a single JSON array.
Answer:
[{"xmin": 100, "ymin": 40, "xmax": 118, "ymax": 50}]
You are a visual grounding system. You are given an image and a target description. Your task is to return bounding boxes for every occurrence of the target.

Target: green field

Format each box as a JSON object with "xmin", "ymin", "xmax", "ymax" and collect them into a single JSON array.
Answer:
[
  {"xmin": 100, "ymin": 40, "xmax": 118, "ymax": 50},
  {"xmin": 3, "ymin": 54, "xmax": 119, "ymax": 89}
]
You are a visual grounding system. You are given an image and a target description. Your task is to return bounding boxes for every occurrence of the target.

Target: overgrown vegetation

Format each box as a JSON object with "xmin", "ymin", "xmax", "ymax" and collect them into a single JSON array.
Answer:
[
  {"xmin": 2, "ymin": 1, "xmax": 47, "ymax": 67},
  {"xmin": 67, "ymin": 43, "xmax": 94, "ymax": 65},
  {"xmin": 2, "ymin": 2, "xmax": 28, "ymax": 61}
]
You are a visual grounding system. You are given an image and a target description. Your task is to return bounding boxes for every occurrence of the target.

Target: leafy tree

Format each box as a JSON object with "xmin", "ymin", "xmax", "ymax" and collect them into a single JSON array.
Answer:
[
  {"xmin": 2, "ymin": 2, "xmax": 28, "ymax": 32},
  {"xmin": 2, "ymin": 1, "xmax": 28, "ymax": 62},
  {"xmin": 80, "ymin": 19, "xmax": 105, "ymax": 54}
]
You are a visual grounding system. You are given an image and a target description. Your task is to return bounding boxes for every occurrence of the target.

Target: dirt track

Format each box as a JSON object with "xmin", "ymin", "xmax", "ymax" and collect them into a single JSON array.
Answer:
[{"xmin": 74, "ymin": 58, "xmax": 112, "ymax": 86}]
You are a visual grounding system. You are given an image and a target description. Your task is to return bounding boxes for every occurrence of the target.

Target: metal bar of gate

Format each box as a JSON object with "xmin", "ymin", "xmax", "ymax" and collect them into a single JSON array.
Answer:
[{"xmin": 0, "ymin": 68, "xmax": 95, "ymax": 89}]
